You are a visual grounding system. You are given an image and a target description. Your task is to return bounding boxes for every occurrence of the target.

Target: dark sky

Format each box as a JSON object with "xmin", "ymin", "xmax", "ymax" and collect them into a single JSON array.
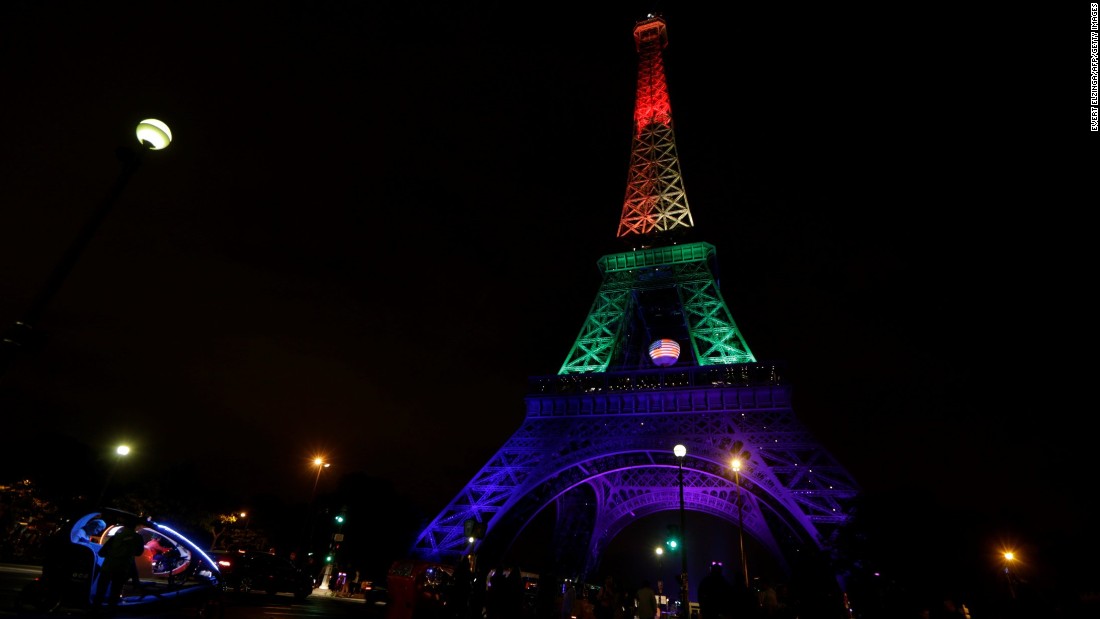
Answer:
[{"xmin": 0, "ymin": 1, "xmax": 1090, "ymax": 566}]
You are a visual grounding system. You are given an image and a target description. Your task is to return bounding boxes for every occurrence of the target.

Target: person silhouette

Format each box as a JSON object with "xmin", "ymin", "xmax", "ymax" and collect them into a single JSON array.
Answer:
[
  {"xmin": 451, "ymin": 557, "xmax": 473, "ymax": 618},
  {"xmin": 92, "ymin": 523, "xmax": 145, "ymax": 612},
  {"xmin": 503, "ymin": 566, "xmax": 524, "ymax": 618},
  {"xmin": 596, "ymin": 576, "xmax": 618, "ymax": 619},
  {"xmin": 635, "ymin": 580, "xmax": 659, "ymax": 619},
  {"xmin": 561, "ymin": 579, "xmax": 577, "ymax": 619},
  {"xmin": 485, "ymin": 565, "xmax": 508, "ymax": 619},
  {"xmin": 697, "ymin": 562, "xmax": 733, "ymax": 619}
]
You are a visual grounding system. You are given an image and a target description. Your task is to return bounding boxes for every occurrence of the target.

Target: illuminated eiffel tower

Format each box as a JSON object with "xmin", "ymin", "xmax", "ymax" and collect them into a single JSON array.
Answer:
[{"xmin": 410, "ymin": 14, "xmax": 859, "ymax": 594}]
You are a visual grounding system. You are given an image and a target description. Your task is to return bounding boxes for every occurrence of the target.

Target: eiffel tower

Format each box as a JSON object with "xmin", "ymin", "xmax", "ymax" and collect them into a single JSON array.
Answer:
[{"xmin": 410, "ymin": 13, "xmax": 860, "ymax": 595}]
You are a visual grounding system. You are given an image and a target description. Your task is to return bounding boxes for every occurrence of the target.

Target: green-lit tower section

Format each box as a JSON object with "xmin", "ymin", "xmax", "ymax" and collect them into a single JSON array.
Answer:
[{"xmin": 560, "ymin": 16, "xmax": 753, "ymax": 375}]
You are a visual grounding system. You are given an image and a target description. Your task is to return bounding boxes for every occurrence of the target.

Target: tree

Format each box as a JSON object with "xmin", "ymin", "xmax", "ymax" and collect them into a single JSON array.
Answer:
[{"xmin": 207, "ymin": 513, "xmax": 239, "ymax": 551}]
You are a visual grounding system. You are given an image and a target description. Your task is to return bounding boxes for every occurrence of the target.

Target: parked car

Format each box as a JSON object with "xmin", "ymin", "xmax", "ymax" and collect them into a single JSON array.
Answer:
[
  {"xmin": 357, "ymin": 578, "xmax": 389, "ymax": 607},
  {"xmin": 385, "ymin": 559, "xmax": 453, "ymax": 619},
  {"xmin": 211, "ymin": 550, "xmax": 314, "ymax": 600}
]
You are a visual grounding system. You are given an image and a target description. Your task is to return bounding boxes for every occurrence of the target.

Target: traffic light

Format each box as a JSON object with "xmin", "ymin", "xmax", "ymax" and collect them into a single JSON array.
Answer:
[
  {"xmin": 666, "ymin": 525, "xmax": 680, "ymax": 550},
  {"xmin": 464, "ymin": 518, "xmax": 485, "ymax": 541},
  {"xmin": 334, "ymin": 514, "xmax": 345, "ymax": 525},
  {"xmin": 325, "ymin": 554, "xmax": 334, "ymax": 563}
]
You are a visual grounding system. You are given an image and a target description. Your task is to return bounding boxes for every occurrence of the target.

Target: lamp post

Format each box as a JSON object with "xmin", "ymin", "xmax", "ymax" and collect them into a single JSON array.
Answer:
[
  {"xmin": 306, "ymin": 457, "xmax": 330, "ymax": 554},
  {"xmin": 97, "ymin": 444, "xmax": 131, "ymax": 506},
  {"xmin": 1003, "ymin": 551, "xmax": 1017, "ymax": 599},
  {"xmin": 320, "ymin": 512, "xmax": 345, "ymax": 591},
  {"xmin": 1, "ymin": 119, "xmax": 172, "ymax": 377},
  {"xmin": 673, "ymin": 444, "xmax": 689, "ymax": 610},
  {"xmin": 655, "ymin": 547, "xmax": 667, "ymax": 616},
  {"xmin": 311, "ymin": 457, "xmax": 329, "ymax": 500},
  {"xmin": 731, "ymin": 454, "xmax": 750, "ymax": 588}
]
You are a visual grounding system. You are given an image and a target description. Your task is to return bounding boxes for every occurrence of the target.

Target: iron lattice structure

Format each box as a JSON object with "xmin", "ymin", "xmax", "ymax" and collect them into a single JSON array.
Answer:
[
  {"xmin": 616, "ymin": 15, "xmax": 693, "ymax": 240},
  {"xmin": 558, "ymin": 242, "xmax": 754, "ymax": 374},
  {"xmin": 409, "ymin": 14, "xmax": 859, "ymax": 584}
]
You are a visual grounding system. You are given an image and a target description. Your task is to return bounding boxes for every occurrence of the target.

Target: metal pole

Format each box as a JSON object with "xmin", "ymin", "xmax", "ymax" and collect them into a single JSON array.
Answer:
[
  {"xmin": 678, "ymin": 457, "xmax": 688, "ymax": 612},
  {"xmin": 96, "ymin": 454, "xmax": 123, "ymax": 507},
  {"xmin": 2, "ymin": 148, "xmax": 142, "ymax": 376},
  {"xmin": 96, "ymin": 445, "xmax": 130, "ymax": 507},
  {"xmin": 736, "ymin": 469, "xmax": 748, "ymax": 588},
  {"xmin": 306, "ymin": 462, "xmax": 325, "ymax": 552}
]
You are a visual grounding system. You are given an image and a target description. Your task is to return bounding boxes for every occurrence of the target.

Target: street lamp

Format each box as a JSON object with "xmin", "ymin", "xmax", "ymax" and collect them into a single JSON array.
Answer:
[
  {"xmin": 311, "ymin": 457, "xmax": 330, "ymax": 500},
  {"xmin": 1003, "ymin": 551, "xmax": 1017, "ymax": 599},
  {"xmin": 655, "ymin": 547, "xmax": 668, "ymax": 616},
  {"xmin": 731, "ymin": 451, "xmax": 751, "ymax": 589},
  {"xmin": 1, "ymin": 119, "xmax": 173, "ymax": 377},
  {"xmin": 306, "ymin": 457, "xmax": 330, "ymax": 553},
  {"xmin": 673, "ymin": 444, "xmax": 689, "ymax": 609},
  {"xmin": 97, "ymin": 444, "xmax": 131, "ymax": 506}
]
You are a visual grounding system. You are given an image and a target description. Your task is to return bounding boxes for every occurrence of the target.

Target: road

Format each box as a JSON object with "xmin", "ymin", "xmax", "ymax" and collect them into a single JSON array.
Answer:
[{"xmin": 0, "ymin": 564, "xmax": 383, "ymax": 619}]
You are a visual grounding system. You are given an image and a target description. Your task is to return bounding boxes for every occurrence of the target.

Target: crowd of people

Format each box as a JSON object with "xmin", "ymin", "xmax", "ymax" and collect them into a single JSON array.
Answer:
[{"xmin": 432, "ymin": 561, "xmax": 790, "ymax": 619}]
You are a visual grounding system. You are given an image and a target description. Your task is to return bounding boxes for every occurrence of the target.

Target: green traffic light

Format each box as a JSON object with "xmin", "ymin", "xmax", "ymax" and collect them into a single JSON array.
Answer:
[
  {"xmin": 665, "ymin": 523, "xmax": 680, "ymax": 550},
  {"xmin": 335, "ymin": 514, "xmax": 345, "ymax": 524},
  {"xmin": 325, "ymin": 555, "xmax": 333, "ymax": 563}
]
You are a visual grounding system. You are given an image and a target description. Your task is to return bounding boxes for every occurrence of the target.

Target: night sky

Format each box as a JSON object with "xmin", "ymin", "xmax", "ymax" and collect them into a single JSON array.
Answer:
[{"xmin": 0, "ymin": 0, "xmax": 1091, "ymax": 582}]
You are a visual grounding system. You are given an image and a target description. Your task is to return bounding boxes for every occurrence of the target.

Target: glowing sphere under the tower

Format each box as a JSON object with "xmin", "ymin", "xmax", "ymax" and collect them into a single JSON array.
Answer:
[{"xmin": 648, "ymin": 338, "xmax": 681, "ymax": 367}]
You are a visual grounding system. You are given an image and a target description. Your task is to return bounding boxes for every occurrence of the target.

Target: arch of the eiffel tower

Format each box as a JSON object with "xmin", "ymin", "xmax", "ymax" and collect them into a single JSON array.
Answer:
[{"xmin": 409, "ymin": 13, "xmax": 860, "ymax": 588}]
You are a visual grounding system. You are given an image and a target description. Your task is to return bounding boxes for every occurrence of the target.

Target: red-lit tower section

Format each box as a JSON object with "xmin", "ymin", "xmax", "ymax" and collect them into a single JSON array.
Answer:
[{"xmin": 617, "ymin": 15, "xmax": 694, "ymax": 242}]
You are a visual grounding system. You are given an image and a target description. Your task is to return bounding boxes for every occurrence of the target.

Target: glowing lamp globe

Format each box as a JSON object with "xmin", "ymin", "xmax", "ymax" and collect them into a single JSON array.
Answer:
[
  {"xmin": 648, "ymin": 338, "xmax": 681, "ymax": 367},
  {"xmin": 136, "ymin": 119, "xmax": 172, "ymax": 150}
]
